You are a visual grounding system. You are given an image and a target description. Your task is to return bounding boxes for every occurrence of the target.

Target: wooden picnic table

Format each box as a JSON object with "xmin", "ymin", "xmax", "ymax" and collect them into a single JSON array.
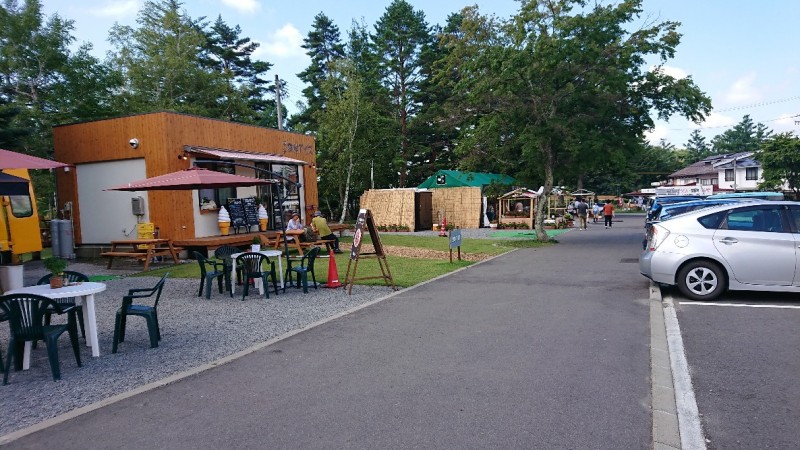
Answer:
[
  {"xmin": 272, "ymin": 229, "xmax": 332, "ymax": 255},
  {"xmin": 101, "ymin": 238, "xmax": 180, "ymax": 271}
]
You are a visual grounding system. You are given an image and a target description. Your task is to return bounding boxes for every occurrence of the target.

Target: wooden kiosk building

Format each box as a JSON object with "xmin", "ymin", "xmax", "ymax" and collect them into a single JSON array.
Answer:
[{"xmin": 53, "ymin": 112, "xmax": 318, "ymax": 256}]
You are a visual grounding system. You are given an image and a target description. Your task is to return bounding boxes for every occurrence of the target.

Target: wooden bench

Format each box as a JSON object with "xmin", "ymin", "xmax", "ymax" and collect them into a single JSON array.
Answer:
[
  {"xmin": 101, "ymin": 239, "xmax": 181, "ymax": 271},
  {"xmin": 328, "ymin": 223, "xmax": 353, "ymax": 236}
]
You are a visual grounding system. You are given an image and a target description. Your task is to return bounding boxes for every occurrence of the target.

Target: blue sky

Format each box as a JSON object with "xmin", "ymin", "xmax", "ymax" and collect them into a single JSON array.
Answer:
[{"xmin": 41, "ymin": 0, "xmax": 800, "ymax": 148}]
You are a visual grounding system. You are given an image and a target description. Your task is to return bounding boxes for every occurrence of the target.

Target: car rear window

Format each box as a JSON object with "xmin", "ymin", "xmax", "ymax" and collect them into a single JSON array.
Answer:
[{"xmin": 697, "ymin": 211, "xmax": 726, "ymax": 229}]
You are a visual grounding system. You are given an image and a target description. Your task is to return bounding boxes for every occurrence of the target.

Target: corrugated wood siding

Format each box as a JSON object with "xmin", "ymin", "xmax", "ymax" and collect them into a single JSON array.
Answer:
[
  {"xmin": 53, "ymin": 112, "xmax": 317, "ymax": 242},
  {"xmin": 359, "ymin": 189, "xmax": 416, "ymax": 229}
]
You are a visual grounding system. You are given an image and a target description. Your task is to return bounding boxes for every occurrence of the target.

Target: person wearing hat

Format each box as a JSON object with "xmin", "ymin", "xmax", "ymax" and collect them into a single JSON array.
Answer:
[
  {"xmin": 285, "ymin": 211, "xmax": 305, "ymax": 242},
  {"xmin": 311, "ymin": 210, "xmax": 342, "ymax": 253}
]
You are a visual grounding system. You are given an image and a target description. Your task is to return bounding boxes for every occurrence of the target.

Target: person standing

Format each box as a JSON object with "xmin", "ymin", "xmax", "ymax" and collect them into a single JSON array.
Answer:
[
  {"xmin": 311, "ymin": 211, "xmax": 342, "ymax": 253},
  {"xmin": 575, "ymin": 198, "xmax": 589, "ymax": 230},
  {"xmin": 603, "ymin": 201, "xmax": 615, "ymax": 228},
  {"xmin": 592, "ymin": 202, "xmax": 601, "ymax": 223}
]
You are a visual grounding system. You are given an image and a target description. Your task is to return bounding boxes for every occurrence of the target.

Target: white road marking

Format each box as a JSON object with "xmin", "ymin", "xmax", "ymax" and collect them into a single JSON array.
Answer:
[{"xmin": 679, "ymin": 302, "xmax": 800, "ymax": 309}]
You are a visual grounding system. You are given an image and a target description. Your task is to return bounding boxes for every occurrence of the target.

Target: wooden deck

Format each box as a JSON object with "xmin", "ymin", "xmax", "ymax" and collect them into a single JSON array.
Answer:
[{"xmin": 172, "ymin": 231, "xmax": 278, "ymax": 252}]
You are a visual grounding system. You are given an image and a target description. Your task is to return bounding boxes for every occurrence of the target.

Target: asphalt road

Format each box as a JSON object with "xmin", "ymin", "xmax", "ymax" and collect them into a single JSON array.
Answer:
[
  {"xmin": 6, "ymin": 217, "xmax": 653, "ymax": 449},
  {"xmin": 670, "ymin": 288, "xmax": 800, "ymax": 449}
]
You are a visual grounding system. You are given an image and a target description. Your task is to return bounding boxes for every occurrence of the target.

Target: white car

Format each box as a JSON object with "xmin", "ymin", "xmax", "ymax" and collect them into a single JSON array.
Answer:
[{"xmin": 640, "ymin": 200, "xmax": 800, "ymax": 300}]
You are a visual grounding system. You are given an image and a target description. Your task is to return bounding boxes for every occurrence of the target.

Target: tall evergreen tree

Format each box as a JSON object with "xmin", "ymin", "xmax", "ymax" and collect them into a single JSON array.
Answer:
[
  {"xmin": 710, "ymin": 114, "xmax": 772, "ymax": 154},
  {"xmin": 106, "ymin": 0, "xmax": 221, "ymax": 115},
  {"xmin": 372, "ymin": 0, "xmax": 433, "ymax": 187},
  {"xmin": 685, "ymin": 129, "xmax": 710, "ymax": 162},
  {"xmin": 294, "ymin": 12, "xmax": 345, "ymax": 130}
]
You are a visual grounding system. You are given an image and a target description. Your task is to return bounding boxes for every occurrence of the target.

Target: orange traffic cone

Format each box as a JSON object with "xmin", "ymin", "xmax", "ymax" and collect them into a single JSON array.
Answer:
[
  {"xmin": 439, "ymin": 216, "xmax": 448, "ymax": 237},
  {"xmin": 324, "ymin": 249, "xmax": 342, "ymax": 288}
]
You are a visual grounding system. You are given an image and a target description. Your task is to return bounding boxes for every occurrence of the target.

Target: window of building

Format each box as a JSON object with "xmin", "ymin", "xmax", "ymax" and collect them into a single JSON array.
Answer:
[
  {"xmin": 196, "ymin": 161, "xmax": 236, "ymax": 208},
  {"xmin": 700, "ymin": 178, "xmax": 711, "ymax": 185},
  {"xmin": 725, "ymin": 169, "xmax": 734, "ymax": 181},
  {"xmin": 746, "ymin": 167, "xmax": 758, "ymax": 180}
]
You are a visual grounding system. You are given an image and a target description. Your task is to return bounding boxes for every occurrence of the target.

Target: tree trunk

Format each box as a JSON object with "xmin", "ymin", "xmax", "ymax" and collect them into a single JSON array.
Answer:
[{"xmin": 534, "ymin": 142, "xmax": 555, "ymax": 242}]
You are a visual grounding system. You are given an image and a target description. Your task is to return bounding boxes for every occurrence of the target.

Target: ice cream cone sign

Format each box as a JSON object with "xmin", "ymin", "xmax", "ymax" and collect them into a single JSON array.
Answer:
[
  {"xmin": 258, "ymin": 204, "xmax": 269, "ymax": 231},
  {"xmin": 218, "ymin": 206, "xmax": 231, "ymax": 235}
]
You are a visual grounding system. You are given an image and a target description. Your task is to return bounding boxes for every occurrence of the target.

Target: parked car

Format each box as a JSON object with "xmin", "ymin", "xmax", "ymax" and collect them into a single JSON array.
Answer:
[
  {"xmin": 640, "ymin": 201, "xmax": 800, "ymax": 300},
  {"xmin": 641, "ymin": 198, "xmax": 742, "ymax": 249},
  {"xmin": 645, "ymin": 195, "xmax": 707, "ymax": 222},
  {"xmin": 705, "ymin": 191, "xmax": 785, "ymax": 201}
]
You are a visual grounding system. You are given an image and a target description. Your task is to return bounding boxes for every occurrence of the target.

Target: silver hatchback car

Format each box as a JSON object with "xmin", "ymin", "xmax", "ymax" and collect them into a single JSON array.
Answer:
[{"xmin": 640, "ymin": 200, "xmax": 800, "ymax": 300}]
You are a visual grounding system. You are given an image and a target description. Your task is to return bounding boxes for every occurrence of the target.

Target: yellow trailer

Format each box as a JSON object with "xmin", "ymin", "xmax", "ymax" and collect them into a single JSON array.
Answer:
[{"xmin": 0, "ymin": 168, "xmax": 43, "ymax": 263}]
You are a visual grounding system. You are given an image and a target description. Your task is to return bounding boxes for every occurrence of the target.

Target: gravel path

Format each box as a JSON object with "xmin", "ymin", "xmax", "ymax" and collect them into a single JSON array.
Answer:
[{"xmin": 1, "ymin": 264, "xmax": 394, "ymax": 436}]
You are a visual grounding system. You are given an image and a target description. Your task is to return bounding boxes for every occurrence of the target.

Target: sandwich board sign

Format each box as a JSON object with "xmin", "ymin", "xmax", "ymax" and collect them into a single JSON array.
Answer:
[{"xmin": 343, "ymin": 209, "xmax": 396, "ymax": 294}]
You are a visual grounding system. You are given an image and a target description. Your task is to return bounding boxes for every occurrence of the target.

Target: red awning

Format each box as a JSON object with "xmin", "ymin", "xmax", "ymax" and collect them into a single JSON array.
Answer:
[
  {"xmin": 105, "ymin": 167, "xmax": 275, "ymax": 191},
  {"xmin": 185, "ymin": 146, "xmax": 307, "ymax": 165},
  {"xmin": 0, "ymin": 148, "xmax": 70, "ymax": 169}
]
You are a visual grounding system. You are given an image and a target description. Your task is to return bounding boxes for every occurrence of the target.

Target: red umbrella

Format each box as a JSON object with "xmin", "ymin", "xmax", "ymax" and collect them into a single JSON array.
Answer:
[
  {"xmin": 0, "ymin": 148, "xmax": 70, "ymax": 169},
  {"xmin": 105, "ymin": 167, "xmax": 275, "ymax": 191}
]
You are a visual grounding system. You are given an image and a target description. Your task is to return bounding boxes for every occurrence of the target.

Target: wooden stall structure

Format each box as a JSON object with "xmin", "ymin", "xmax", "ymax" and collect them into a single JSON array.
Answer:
[
  {"xmin": 53, "ymin": 111, "xmax": 317, "ymax": 257},
  {"xmin": 359, "ymin": 189, "xmax": 417, "ymax": 231},
  {"xmin": 498, "ymin": 188, "xmax": 540, "ymax": 229}
]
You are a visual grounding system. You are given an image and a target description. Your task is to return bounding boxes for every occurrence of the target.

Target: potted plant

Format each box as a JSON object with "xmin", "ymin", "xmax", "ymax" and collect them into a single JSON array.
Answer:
[
  {"xmin": 43, "ymin": 256, "xmax": 69, "ymax": 288},
  {"xmin": 251, "ymin": 236, "xmax": 261, "ymax": 253}
]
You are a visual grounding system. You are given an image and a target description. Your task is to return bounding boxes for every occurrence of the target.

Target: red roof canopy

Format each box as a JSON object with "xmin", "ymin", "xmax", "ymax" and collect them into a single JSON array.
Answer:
[
  {"xmin": 105, "ymin": 167, "xmax": 275, "ymax": 191},
  {"xmin": 0, "ymin": 148, "xmax": 69, "ymax": 169}
]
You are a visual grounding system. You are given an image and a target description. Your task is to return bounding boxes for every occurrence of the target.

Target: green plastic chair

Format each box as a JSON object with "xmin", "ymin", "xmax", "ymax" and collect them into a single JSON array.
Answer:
[
  {"xmin": 214, "ymin": 245, "xmax": 241, "ymax": 294},
  {"xmin": 235, "ymin": 253, "xmax": 279, "ymax": 300},
  {"xmin": 0, "ymin": 293, "xmax": 82, "ymax": 384},
  {"xmin": 287, "ymin": 246, "xmax": 321, "ymax": 294},
  {"xmin": 112, "ymin": 273, "xmax": 169, "ymax": 353},
  {"xmin": 193, "ymin": 252, "xmax": 228, "ymax": 299},
  {"xmin": 37, "ymin": 270, "xmax": 89, "ymax": 338}
]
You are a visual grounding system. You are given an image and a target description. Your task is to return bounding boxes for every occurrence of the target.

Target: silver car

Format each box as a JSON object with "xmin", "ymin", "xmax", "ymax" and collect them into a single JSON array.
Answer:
[{"xmin": 640, "ymin": 200, "xmax": 800, "ymax": 300}]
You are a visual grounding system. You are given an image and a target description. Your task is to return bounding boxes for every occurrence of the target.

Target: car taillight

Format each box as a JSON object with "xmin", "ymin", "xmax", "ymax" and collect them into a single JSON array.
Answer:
[{"xmin": 648, "ymin": 225, "xmax": 670, "ymax": 251}]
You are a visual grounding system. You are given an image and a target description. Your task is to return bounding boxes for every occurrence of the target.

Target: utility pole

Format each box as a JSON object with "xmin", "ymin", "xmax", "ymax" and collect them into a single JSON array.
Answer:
[{"xmin": 275, "ymin": 75, "xmax": 283, "ymax": 130}]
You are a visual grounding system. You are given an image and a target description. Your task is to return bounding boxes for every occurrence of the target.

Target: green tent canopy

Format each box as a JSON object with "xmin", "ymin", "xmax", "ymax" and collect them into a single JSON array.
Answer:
[{"xmin": 417, "ymin": 170, "xmax": 516, "ymax": 189}]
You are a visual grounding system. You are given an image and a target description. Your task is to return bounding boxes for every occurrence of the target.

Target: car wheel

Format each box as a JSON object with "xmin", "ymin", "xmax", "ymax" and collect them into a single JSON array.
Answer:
[{"xmin": 677, "ymin": 260, "xmax": 726, "ymax": 301}]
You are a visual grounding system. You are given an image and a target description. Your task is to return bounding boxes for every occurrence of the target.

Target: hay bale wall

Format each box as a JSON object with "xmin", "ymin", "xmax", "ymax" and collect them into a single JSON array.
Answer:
[
  {"xmin": 431, "ymin": 187, "xmax": 482, "ymax": 228},
  {"xmin": 359, "ymin": 188, "xmax": 416, "ymax": 229}
]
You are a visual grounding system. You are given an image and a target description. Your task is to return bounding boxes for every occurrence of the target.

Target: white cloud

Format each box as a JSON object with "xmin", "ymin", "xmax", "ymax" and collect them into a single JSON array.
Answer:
[
  {"xmin": 258, "ymin": 24, "xmax": 305, "ymax": 59},
  {"xmin": 91, "ymin": 0, "xmax": 139, "ymax": 18},
  {"xmin": 725, "ymin": 72, "xmax": 761, "ymax": 104},
  {"xmin": 658, "ymin": 65, "xmax": 689, "ymax": 80},
  {"xmin": 691, "ymin": 111, "xmax": 737, "ymax": 130},
  {"xmin": 221, "ymin": 0, "xmax": 261, "ymax": 14},
  {"xmin": 645, "ymin": 123, "xmax": 670, "ymax": 144}
]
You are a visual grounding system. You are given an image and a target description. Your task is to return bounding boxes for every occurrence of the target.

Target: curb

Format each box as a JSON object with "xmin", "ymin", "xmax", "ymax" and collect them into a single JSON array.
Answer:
[{"xmin": 650, "ymin": 282, "xmax": 706, "ymax": 450}]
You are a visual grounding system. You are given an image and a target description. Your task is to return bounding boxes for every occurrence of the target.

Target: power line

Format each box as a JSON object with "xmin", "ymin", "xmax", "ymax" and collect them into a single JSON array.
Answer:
[
  {"xmin": 667, "ymin": 113, "xmax": 800, "ymax": 132},
  {"xmin": 714, "ymin": 95, "xmax": 800, "ymax": 112}
]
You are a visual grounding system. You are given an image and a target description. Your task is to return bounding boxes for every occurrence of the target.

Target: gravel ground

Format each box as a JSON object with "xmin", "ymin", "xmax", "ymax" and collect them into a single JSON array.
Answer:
[{"xmin": 0, "ymin": 260, "xmax": 395, "ymax": 436}]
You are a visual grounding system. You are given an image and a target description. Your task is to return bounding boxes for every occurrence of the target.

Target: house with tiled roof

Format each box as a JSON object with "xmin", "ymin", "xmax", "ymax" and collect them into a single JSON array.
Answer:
[{"xmin": 665, "ymin": 152, "xmax": 759, "ymax": 192}]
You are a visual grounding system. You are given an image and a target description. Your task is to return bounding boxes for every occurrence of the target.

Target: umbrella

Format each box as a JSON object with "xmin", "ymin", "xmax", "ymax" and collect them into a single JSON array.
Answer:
[
  {"xmin": 105, "ymin": 167, "xmax": 275, "ymax": 191},
  {"xmin": 0, "ymin": 148, "xmax": 70, "ymax": 169},
  {"xmin": 0, "ymin": 172, "xmax": 30, "ymax": 195}
]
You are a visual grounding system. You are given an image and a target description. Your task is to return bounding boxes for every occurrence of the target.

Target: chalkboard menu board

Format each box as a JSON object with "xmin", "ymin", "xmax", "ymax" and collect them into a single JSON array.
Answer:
[
  {"xmin": 226, "ymin": 198, "xmax": 260, "ymax": 233},
  {"xmin": 226, "ymin": 199, "xmax": 246, "ymax": 234},
  {"xmin": 242, "ymin": 197, "xmax": 259, "ymax": 228}
]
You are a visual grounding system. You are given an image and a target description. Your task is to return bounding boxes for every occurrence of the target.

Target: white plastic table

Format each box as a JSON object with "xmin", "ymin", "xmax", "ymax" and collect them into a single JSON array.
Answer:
[
  {"xmin": 5, "ymin": 282, "xmax": 107, "ymax": 368},
  {"xmin": 230, "ymin": 250, "xmax": 284, "ymax": 293}
]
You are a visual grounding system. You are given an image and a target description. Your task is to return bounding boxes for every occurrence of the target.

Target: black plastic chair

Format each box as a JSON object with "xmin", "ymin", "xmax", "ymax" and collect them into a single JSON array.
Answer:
[
  {"xmin": 36, "ymin": 271, "xmax": 88, "ymax": 338},
  {"xmin": 214, "ymin": 245, "xmax": 242, "ymax": 292},
  {"xmin": 112, "ymin": 273, "xmax": 169, "ymax": 353},
  {"xmin": 194, "ymin": 252, "xmax": 228, "ymax": 299},
  {"xmin": 0, "ymin": 293, "xmax": 82, "ymax": 384},
  {"xmin": 235, "ymin": 253, "xmax": 278, "ymax": 300},
  {"xmin": 287, "ymin": 246, "xmax": 321, "ymax": 293}
]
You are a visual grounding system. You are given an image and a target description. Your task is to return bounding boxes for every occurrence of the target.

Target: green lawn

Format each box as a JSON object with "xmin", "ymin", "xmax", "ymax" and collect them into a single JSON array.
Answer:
[{"xmin": 137, "ymin": 233, "xmax": 555, "ymax": 288}]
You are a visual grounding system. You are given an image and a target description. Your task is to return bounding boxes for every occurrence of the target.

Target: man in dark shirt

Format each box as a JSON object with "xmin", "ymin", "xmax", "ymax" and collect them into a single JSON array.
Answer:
[{"xmin": 575, "ymin": 198, "xmax": 589, "ymax": 230}]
